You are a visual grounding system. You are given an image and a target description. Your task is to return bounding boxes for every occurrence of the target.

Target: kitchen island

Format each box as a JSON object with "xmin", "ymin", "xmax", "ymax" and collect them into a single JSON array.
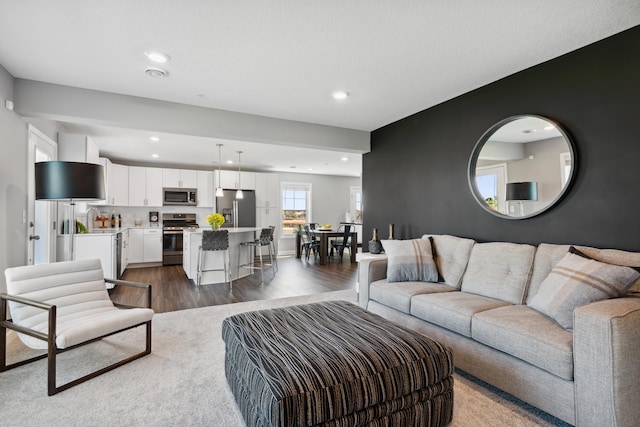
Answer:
[{"xmin": 183, "ymin": 227, "xmax": 263, "ymax": 285}]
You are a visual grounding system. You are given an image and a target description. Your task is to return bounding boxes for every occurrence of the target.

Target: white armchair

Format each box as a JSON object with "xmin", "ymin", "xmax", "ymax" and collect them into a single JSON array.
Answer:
[{"xmin": 1, "ymin": 258, "xmax": 154, "ymax": 395}]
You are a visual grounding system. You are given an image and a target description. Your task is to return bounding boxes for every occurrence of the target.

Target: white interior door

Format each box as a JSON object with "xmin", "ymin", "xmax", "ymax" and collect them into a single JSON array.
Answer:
[{"xmin": 27, "ymin": 125, "xmax": 57, "ymax": 265}]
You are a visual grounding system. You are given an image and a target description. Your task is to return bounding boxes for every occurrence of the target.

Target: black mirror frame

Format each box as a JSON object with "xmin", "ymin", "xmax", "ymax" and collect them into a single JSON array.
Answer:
[{"xmin": 467, "ymin": 114, "xmax": 577, "ymax": 220}]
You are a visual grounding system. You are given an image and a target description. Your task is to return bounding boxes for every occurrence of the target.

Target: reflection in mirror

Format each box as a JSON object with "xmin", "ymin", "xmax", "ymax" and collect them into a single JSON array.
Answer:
[{"xmin": 468, "ymin": 115, "xmax": 575, "ymax": 219}]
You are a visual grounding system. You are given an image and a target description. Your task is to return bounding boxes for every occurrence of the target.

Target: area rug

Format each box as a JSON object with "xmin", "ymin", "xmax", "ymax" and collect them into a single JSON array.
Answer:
[{"xmin": 0, "ymin": 290, "xmax": 567, "ymax": 426}]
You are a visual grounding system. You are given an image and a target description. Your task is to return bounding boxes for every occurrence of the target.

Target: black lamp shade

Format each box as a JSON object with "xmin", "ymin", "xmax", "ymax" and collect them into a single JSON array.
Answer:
[
  {"xmin": 506, "ymin": 182, "xmax": 538, "ymax": 201},
  {"xmin": 35, "ymin": 161, "xmax": 105, "ymax": 201}
]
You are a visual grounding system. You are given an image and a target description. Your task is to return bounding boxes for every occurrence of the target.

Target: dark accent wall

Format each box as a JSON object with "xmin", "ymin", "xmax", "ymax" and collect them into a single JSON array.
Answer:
[{"xmin": 364, "ymin": 26, "xmax": 640, "ymax": 251}]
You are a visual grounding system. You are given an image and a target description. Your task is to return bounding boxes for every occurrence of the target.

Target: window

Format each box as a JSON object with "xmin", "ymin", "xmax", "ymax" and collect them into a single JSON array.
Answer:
[
  {"xmin": 281, "ymin": 183, "xmax": 312, "ymax": 236},
  {"xmin": 475, "ymin": 163, "xmax": 507, "ymax": 214},
  {"xmin": 349, "ymin": 186, "xmax": 362, "ymax": 222}
]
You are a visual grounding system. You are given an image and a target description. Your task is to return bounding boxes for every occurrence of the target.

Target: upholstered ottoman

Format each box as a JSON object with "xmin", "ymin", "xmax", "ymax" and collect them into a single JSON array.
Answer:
[{"xmin": 222, "ymin": 300, "xmax": 454, "ymax": 427}]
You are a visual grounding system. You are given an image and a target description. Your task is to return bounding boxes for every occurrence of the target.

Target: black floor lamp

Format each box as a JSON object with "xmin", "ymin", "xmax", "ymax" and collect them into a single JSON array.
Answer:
[{"xmin": 35, "ymin": 161, "xmax": 105, "ymax": 261}]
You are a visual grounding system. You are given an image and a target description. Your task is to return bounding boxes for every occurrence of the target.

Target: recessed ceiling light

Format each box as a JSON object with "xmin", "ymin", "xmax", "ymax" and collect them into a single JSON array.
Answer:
[
  {"xmin": 151, "ymin": 154, "xmax": 159, "ymax": 158},
  {"xmin": 145, "ymin": 67, "xmax": 168, "ymax": 78},
  {"xmin": 332, "ymin": 90, "xmax": 349, "ymax": 100},
  {"xmin": 149, "ymin": 136, "xmax": 160, "ymax": 142},
  {"xmin": 341, "ymin": 157, "xmax": 348, "ymax": 162},
  {"xmin": 144, "ymin": 50, "xmax": 171, "ymax": 64},
  {"xmin": 226, "ymin": 160, "xmax": 233, "ymax": 164},
  {"xmin": 522, "ymin": 129, "xmax": 537, "ymax": 134},
  {"xmin": 544, "ymin": 125, "xmax": 555, "ymax": 131},
  {"xmin": 290, "ymin": 166, "xmax": 297, "ymax": 169}
]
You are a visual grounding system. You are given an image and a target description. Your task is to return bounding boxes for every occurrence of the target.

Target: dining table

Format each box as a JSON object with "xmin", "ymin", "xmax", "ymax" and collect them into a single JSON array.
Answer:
[{"xmin": 295, "ymin": 229, "xmax": 357, "ymax": 265}]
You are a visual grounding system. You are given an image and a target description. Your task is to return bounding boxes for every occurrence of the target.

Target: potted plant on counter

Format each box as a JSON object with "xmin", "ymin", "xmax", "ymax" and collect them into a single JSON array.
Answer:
[{"xmin": 206, "ymin": 213, "xmax": 225, "ymax": 230}]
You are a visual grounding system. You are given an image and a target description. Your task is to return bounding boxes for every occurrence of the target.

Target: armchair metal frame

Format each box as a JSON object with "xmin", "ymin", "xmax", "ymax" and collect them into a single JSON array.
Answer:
[{"xmin": 0, "ymin": 278, "xmax": 152, "ymax": 396}]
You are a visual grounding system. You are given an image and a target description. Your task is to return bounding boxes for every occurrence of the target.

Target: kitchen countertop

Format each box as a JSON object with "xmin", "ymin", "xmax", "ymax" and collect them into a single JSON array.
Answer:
[
  {"xmin": 75, "ymin": 226, "xmax": 162, "ymax": 235},
  {"xmin": 184, "ymin": 227, "xmax": 262, "ymax": 234}
]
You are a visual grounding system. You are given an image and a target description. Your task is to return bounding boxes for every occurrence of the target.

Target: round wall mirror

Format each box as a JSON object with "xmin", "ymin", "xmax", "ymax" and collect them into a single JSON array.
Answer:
[{"xmin": 468, "ymin": 115, "xmax": 576, "ymax": 219}]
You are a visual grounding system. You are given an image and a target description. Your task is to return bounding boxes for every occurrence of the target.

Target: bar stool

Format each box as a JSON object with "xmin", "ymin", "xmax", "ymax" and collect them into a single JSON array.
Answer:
[
  {"xmin": 268, "ymin": 225, "xmax": 278, "ymax": 272},
  {"xmin": 197, "ymin": 230, "xmax": 231, "ymax": 289},
  {"xmin": 237, "ymin": 228, "xmax": 276, "ymax": 284}
]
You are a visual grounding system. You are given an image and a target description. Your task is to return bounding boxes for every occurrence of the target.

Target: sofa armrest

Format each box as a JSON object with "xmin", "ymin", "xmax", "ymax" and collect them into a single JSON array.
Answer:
[
  {"xmin": 357, "ymin": 257, "xmax": 388, "ymax": 309},
  {"xmin": 573, "ymin": 296, "xmax": 640, "ymax": 427}
]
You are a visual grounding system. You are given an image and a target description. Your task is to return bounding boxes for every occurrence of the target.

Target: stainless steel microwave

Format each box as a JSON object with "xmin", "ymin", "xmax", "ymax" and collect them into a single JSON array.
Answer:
[{"xmin": 163, "ymin": 188, "xmax": 197, "ymax": 206}]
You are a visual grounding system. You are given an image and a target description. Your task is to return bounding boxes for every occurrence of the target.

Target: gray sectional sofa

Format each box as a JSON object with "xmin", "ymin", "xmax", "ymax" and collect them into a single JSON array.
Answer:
[{"xmin": 357, "ymin": 234, "xmax": 640, "ymax": 426}]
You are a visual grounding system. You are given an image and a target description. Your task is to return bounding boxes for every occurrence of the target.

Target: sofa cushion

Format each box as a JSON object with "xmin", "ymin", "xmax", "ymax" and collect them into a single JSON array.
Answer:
[
  {"xmin": 381, "ymin": 238, "xmax": 439, "ymax": 283},
  {"xmin": 529, "ymin": 244, "xmax": 640, "ymax": 304},
  {"xmin": 411, "ymin": 291, "xmax": 510, "ymax": 337},
  {"xmin": 472, "ymin": 305, "xmax": 574, "ymax": 380},
  {"xmin": 369, "ymin": 279, "xmax": 455, "ymax": 314},
  {"xmin": 424, "ymin": 234, "xmax": 476, "ymax": 288},
  {"xmin": 461, "ymin": 242, "xmax": 536, "ymax": 304},
  {"xmin": 528, "ymin": 247, "xmax": 640, "ymax": 331}
]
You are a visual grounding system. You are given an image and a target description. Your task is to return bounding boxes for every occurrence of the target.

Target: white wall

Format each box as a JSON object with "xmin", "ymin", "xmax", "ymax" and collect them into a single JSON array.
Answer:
[
  {"xmin": 0, "ymin": 65, "xmax": 28, "ymax": 293},
  {"xmin": 0, "ymin": 66, "xmax": 65, "ymax": 293}
]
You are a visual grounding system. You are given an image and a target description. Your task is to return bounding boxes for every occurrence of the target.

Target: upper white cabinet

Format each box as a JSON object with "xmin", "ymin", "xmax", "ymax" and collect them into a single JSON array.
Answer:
[
  {"xmin": 98, "ymin": 158, "xmax": 128, "ymax": 206},
  {"xmin": 255, "ymin": 173, "xmax": 280, "ymax": 208},
  {"xmin": 197, "ymin": 170, "xmax": 214, "ymax": 207},
  {"xmin": 162, "ymin": 169, "xmax": 197, "ymax": 188},
  {"xmin": 217, "ymin": 170, "xmax": 256, "ymax": 190},
  {"xmin": 58, "ymin": 134, "xmax": 101, "ymax": 164},
  {"xmin": 129, "ymin": 166, "xmax": 163, "ymax": 207}
]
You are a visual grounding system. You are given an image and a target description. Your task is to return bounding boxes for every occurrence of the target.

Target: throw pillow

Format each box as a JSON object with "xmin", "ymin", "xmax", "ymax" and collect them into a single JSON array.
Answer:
[
  {"xmin": 381, "ymin": 238, "xmax": 439, "ymax": 283},
  {"xmin": 528, "ymin": 246, "xmax": 640, "ymax": 331}
]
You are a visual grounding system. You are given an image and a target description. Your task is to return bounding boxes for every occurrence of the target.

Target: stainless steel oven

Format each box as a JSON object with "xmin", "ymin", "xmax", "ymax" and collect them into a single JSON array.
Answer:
[{"xmin": 162, "ymin": 213, "xmax": 198, "ymax": 265}]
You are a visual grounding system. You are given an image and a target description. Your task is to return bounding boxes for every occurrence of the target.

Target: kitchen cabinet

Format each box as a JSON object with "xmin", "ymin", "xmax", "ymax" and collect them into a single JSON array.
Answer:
[
  {"xmin": 143, "ymin": 228, "xmax": 162, "ymax": 262},
  {"xmin": 197, "ymin": 170, "xmax": 214, "ymax": 207},
  {"xmin": 121, "ymin": 228, "xmax": 129, "ymax": 274},
  {"xmin": 57, "ymin": 234, "xmax": 116, "ymax": 280},
  {"xmin": 255, "ymin": 173, "xmax": 279, "ymax": 208},
  {"xmin": 128, "ymin": 228, "xmax": 144, "ymax": 263},
  {"xmin": 97, "ymin": 158, "xmax": 129, "ymax": 206},
  {"xmin": 217, "ymin": 170, "xmax": 256, "ymax": 190},
  {"xmin": 127, "ymin": 228, "xmax": 161, "ymax": 263},
  {"xmin": 129, "ymin": 166, "xmax": 163, "ymax": 207},
  {"xmin": 58, "ymin": 134, "xmax": 101, "ymax": 164},
  {"xmin": 162, "ymin": 168, "xmax": 197, "ymax": 188}
]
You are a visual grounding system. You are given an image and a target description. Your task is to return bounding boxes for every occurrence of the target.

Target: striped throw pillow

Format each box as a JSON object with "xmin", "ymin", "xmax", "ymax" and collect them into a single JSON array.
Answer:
[
  {"xmin": 382, "ymin": 238, "xmax": 439, "ymax": 283},
  {"xmin": 528, "ymin": 246, "xmax": 640, "ymax": 331}
]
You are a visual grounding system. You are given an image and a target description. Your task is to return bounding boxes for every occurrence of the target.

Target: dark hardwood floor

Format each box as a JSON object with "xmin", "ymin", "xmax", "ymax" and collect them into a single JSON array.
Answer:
[{"xmin": 109, "ymin": 255, "xmax": 358, "ymax": 313}]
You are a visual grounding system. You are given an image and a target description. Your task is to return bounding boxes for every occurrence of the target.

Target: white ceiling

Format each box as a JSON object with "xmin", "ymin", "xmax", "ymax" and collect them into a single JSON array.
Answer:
[{"xmin": 0, "ymin": 1, "xmax": 638, "ymax": 176}]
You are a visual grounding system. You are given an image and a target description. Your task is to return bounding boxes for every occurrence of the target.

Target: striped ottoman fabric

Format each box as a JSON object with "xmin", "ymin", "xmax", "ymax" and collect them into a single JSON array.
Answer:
[{"xmin": 222, "ymin": 300, "xmax": 454, "ymax": 427}]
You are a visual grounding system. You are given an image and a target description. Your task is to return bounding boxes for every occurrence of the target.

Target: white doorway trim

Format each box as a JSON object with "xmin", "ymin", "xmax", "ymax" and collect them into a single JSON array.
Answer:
[{"xmin": 27, "ymin": 125, "xmax": 58, "ymax": 265}]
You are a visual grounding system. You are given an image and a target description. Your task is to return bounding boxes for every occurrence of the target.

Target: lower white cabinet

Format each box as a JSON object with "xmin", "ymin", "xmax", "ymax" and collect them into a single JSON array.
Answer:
[
  {"xmin": 121, "ymin": 229, "xmax": 129, "ymax": 274},
  {"xmin": 128, "ymin": 228, "xmax": 162, "ymax": 263},
  {"xmin": 58, "ymin": 234, "xmax": 116, "ymax": 280},
  {"xmin": 143, "ymin": 228, "xmax": 162, "ymax": 262},
  {"xmin": 128, "ymin": 229, "xmax": 144, "ymax": 263}
]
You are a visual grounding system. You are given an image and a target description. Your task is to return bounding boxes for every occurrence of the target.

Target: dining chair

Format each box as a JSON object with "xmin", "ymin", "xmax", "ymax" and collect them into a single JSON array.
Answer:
[
  {"xmin": 302, "ymin": 225, "xmax": 320, "ymax": 262},
  {"xmin": 197, "ymin": 229, "xmax": 231, "ymax": 289},
  {"xmin": 329, "ymin": 224, "xmax": 352, "ymax": 262}
]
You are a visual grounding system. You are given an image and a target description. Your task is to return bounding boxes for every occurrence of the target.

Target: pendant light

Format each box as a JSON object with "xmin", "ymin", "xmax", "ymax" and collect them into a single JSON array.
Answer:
[
  {"xmin": 235, "ymin": 150, "xmax": 244, "ymax": 199},
  {"xmin": 215, "ymin": 144, "xmax": 224, "ymax": 198}
]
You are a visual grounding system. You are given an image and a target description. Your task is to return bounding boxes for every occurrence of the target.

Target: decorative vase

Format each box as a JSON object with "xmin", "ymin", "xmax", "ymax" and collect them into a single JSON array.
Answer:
[
  {"xmin": 368, "ymin": 227, "xmax": 383, "ymax": 254},
  {"xmin": 388, "ymin": 224, "xmax": 395, "ymax": 240}
]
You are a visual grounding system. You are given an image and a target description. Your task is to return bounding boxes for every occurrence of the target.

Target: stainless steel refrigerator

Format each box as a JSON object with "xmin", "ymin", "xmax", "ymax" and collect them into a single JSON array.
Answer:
[{"xmin": 216, "ymin": 190, "xmax": 256, "ymax": 228}]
